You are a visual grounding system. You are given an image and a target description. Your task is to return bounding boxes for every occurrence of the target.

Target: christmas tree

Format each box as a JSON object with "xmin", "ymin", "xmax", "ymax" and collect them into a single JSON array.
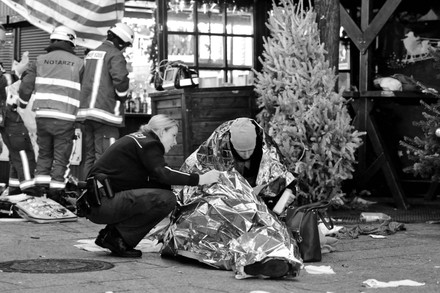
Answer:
[
  {"xmin": 400, "ymin": 82, "xmax": 440, "ymax": 180},
  {"xmin": 254, "ymin": 0, "xmax": 364, "ymax": 202}
]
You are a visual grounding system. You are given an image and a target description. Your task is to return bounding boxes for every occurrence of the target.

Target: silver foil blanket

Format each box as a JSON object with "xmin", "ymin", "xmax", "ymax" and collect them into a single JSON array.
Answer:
[
  {"xmin": 176, "ymin": 119, "xmax": 296, "ymax": 203},
  {"xmin": 161, "ymin": 171, "xmax": 303, "ymax": 278}
]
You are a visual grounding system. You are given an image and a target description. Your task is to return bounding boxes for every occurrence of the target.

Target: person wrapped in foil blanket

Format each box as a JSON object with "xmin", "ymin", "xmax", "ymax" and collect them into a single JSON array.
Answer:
[{"xmin": 159, "ymin": 118, "xmax": 303, "ymax": 279}]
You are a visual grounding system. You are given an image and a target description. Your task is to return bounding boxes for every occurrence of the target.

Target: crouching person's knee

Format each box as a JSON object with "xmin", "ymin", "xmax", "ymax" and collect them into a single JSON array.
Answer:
[{"xmin": 161, "ymin": 190, "xmax": 177, "ymax": 214}]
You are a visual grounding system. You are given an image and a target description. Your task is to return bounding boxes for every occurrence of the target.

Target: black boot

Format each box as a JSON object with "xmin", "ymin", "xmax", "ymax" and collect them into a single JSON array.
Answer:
[
  {"xmin": 95, "ymin": 227, "xmax": 142, "ymax": 258},
  {"xmin": 33, "ymin": 186, "xmax": 47, "ymax": 198},
  {"xmin": 244, "ymin": 257, "xmax": 291, "ymax": 278},
  {"xmin": 95, "ymin": 225, "xmax": 112, "ymax": 247},
  {"xmin": 47, "ymin": 189, "xmax": 77, "ymax": 212}
]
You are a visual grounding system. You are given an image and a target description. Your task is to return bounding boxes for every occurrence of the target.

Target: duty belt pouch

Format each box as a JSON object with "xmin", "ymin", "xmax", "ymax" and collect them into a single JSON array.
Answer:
[
  {"xmin": 86, "ymin": 177, "xmax": 101, "ymax": 207},
  {"xmin": 76, "ymin": 190, "xmax": 91, "ymax": 217},
  {"xmin": 94, "ymin": 174, "xmax": 114, "ymax": 199}
]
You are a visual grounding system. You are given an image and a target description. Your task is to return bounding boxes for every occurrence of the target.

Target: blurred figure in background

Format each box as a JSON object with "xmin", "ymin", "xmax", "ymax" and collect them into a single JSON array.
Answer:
[{"xmin": 0, "ymin": 24, "xmax": 36, "ymax": 196}]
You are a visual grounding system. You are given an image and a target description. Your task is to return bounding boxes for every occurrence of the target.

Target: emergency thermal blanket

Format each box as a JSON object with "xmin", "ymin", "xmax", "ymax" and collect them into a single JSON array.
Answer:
[
  {"xmin": 179, "ymin": 119, "xmax": 296, "ymax": 201},
  {"xmin": 160, "ymin": 119, "xmax": 302, "ymax": 278}
]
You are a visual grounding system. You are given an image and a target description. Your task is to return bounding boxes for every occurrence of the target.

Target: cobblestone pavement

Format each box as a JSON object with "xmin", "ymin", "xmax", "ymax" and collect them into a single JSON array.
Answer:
[{"xmin": 0, "ymin": 216, "xmax": 439, "ymax": 293}]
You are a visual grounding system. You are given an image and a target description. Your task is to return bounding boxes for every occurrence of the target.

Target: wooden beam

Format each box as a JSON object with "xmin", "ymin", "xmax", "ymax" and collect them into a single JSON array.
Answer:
[
  {"xmin": 340, "ymin": 0, "xmax": 401, "ymax": 55},
  {"xmin": 315, "ymin": 0, "xmax": 340, "ymax": 72},
  {"xmin": 340, "ymin": 4, "xmax": 363, "ymax": 52},
  {"xmin": 362, "ymin": 0, "xmax": 402, "ymax": 52}
]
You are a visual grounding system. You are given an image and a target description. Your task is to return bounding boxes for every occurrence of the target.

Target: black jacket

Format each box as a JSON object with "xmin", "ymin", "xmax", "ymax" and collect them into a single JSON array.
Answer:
[
  {"xmin": 0, "ymin": 70, "xmax": 20, "ymax": 127},
  {"xmin": 90, "ymin": 131, "xmax": 199, "ymax": 192}
]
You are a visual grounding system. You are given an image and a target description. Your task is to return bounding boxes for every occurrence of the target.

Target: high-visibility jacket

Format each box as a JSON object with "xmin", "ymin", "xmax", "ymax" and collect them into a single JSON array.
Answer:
[
  {"xmin": 76, "ymin": 40, "xmax": 129, "ymax": 127},
  {"xmin": 18, "ymin": 42, "xmax": 83, "ymax": 122}
]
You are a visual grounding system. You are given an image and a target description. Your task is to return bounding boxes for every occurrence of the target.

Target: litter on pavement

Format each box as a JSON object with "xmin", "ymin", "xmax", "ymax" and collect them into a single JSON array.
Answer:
[{"xmin": 363, "ymin": 279, "xmax": 425, "ymax": 288}]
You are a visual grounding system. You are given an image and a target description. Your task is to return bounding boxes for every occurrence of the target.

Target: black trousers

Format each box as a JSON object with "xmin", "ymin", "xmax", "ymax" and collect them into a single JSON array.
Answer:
[
  {"xmin": 0, "ymin": 112, "xmax": 36, "ymax": 194},
  {"xmin": 87, "ymin": 188, "xmax": 177, "ymax": 247}
]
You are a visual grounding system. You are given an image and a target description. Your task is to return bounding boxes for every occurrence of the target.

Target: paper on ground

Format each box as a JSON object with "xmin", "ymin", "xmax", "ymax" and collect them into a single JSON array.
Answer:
[
  {"xmin": 305, "ymin": 265, "xmax": 335, "ymax": 274},
  {"xmin": 363, "ymin": 279, "xmax": 425, "ymax": 288},
  {"xmin": 318, "ymin": 223, "xmax": 343, "ymax": 235},
  {"xmin": 75, "ymin": 238, "xmax": 163, "ymax": 253},
  {"xmin": 0, "ymin": 193, "xmax": 31, "ymax": 203}
]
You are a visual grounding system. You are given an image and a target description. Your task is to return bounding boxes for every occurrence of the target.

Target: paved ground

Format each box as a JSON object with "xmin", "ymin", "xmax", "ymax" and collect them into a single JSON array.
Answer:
[{"xmin": 0, "ymin": 211, "xmax": 439, "ymax": 293}]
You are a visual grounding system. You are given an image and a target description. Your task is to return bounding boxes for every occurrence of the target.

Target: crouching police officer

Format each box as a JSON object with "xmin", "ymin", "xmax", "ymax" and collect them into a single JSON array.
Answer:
[{"xmin": 78, "ymin": 114, "xmax": 220, "ymax": 258}]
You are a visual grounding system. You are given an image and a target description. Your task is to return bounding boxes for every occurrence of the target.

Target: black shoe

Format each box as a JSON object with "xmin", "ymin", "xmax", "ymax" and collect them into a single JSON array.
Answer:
[
  {"xmin": 22, "ymin": 187, "xmax": 39, "ymax": 197},
  {"xmin": 244, "ymin": 258, "xmax": 291, "ymax": 278},
  {"xmin": 95, "ymin": 226, "xmax": 112, "ymax": 247},
  {"xmin": 33, "ymin": 186, "xmax": 47, "ymax": 197},
  {"xmin": 95, "ymin": 228, "xmax": 142, "ymax": 258}
]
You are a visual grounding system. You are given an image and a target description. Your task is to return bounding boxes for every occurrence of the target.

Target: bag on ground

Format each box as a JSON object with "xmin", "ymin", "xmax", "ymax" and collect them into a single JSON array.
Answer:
[{"xmin": 285, "ymin": 200, "xmax": 333, "ymax": 262}]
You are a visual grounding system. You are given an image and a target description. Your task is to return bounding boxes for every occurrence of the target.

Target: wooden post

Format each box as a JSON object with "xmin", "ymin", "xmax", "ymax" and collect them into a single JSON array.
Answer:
[
  {"xmin": 340, "ymin": 0, "xmax": 402, "ymax": 91},
  {"xmin": 314, "ymin": 0, "xmax": 340, "ymax": 76}
]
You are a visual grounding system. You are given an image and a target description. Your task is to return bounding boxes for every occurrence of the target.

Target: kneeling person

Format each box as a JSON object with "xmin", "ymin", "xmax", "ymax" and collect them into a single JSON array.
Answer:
[{"xmin": 85, "ymin": 114, "xmax": 220, "ymax": 258}]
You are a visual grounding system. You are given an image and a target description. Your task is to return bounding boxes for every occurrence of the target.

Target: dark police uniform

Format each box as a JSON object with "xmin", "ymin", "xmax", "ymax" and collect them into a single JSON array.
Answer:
[{"xmin": 87, "ymin": 130, "xmax": 199, "ymax": 248}]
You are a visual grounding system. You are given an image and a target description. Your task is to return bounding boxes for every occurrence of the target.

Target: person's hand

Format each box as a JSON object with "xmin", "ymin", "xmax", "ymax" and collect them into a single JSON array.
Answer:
[
  {"xmin": 198, "ymin": 170, "xmax": 220, "ymax": 185},
  {"xmin": 273, "ymin": 188, "xmax": 296, "ymax": 215},
  {"xmin": 284, "ymin": 188, "xmax": 296, "ymax": 206},
  {"xmin": 253, "ymin": 184, "xmax": 266, "ymax": 196},
  {"xmin": 12, "ymin": 51, "xmax": 29, "ymax": 77}
]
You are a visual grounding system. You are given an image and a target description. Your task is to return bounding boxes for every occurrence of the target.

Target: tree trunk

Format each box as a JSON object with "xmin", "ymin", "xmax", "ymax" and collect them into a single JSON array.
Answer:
[{"xmin": 314, "ymin": 0, "xmax": 340, "ymax": 75}]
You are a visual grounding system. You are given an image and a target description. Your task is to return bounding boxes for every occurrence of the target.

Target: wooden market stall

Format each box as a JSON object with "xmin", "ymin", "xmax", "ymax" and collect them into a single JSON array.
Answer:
[{"xmin": 340, "ymin": 0, "xmax": 440, "ymax": 208}]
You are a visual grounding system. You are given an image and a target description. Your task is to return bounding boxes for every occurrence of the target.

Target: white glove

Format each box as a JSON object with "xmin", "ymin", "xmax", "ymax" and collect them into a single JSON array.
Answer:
[
  {"xmin": 12, "ymin": 51, "xmax": 29, "ymax": 77},
  {"xmin": 6, "ymin": 80, "xmax": 21, "ymax": 106}
]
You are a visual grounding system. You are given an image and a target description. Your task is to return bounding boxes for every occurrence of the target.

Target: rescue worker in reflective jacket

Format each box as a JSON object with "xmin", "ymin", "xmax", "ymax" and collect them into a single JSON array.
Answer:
[
  {"xmin": 19, "ymin": 26, "xmax": 84, "ymax": 201},
  {"xmin": 76, "ymin": 22, "xmax": 134, "ymax": 179},
  {"xmin": 0, "ymin": 24, "xmax": 37, "ymax": 196}
]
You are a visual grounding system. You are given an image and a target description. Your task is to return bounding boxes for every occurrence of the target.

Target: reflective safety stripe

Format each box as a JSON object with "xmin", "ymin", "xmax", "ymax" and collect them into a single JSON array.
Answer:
[
  {"xmin": 35, "ymin": 110, "xmax": 76, "ymax": 121},
  {"xmin": 34, "ymin": 93, "xmax": 80, "ymax": 107},
  {"xmin": 8, "ymin": 178, "xmax": 20, "ymax": 187},
  {"xmin": 35, "ymin": 175, "xmax": 51, "ymax": 185},
  {"xmin": 19, "ymin": 150, "xmax": 31, "ymax": 181},
  {"xmin": 77, "ymin": 108, "xmax": 123, "ymax": 124},
  {"xmin": 36, "ymin": 77, "xmax": 81, "ymax": 91},
  {"xmin": 20, "ymin": 179, "xmax": 35, "ymax": 190},
  {"xmin": 90, "ymin": 55, "xmax": 105, "ymax": 108},
  {"xmin": 116, "ymin": 88, "xmax": 128, "ymax": 97},
  {"xmin": 114, "ymin": 100, "xmax": 120, "ymax": 116},
  {"xmin": 18, "ymin": 97, "xmax": 28, "ymax": 105},
  {"xmin": 50, "ymin": 181, "xmax": 66, "ymax": 189},
  {"xmin": 164, "ymin": 166, "xmax": 192, "ymax": 177}
]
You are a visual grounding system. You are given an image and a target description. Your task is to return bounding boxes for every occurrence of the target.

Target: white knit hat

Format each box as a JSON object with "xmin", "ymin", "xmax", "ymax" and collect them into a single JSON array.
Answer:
[{"xmin": 230, "ymin": 118, "xmax": 257, "ymax": 151}]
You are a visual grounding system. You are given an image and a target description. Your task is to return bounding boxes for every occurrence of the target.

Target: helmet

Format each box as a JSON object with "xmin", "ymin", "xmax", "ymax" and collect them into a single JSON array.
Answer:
[
  {"xmin": 109, "ymin": 22, "xmax": 134, "ymax": 45},
  {"xmin": 50, "ymin": 25, "xmax": 76, "ymax": 46}
]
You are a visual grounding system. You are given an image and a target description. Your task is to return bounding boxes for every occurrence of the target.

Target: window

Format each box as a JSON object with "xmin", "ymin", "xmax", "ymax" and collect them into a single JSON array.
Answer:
[{"xmin": 164, "ymin": 0, "xmax": 255, "ymax": 87}]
